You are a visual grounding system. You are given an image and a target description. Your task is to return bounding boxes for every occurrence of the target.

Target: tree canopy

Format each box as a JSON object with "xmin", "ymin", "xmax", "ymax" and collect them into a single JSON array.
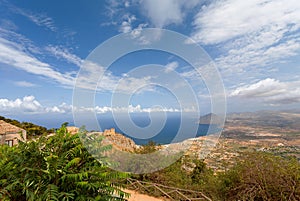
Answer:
[{"xmin": 0, "ymin": 125, "xmax": 129, "ymax": 201}]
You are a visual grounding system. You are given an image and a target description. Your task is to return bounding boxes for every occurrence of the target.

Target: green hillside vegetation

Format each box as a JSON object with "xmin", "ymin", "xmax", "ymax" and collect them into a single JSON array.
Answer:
[
  {"xmin": 0, "ymin": 116, "xmax": 52, "ymax": 138},
  {"xmin": 0, "ymin": 125, "xmax": 129, "ymax": 201},
  {"xmin": 219, "ymin": 152, "xmax": 300, "ymax": 200},
  {"xmin": 131, "ymin": 142, "xmax": 300, "ymax": 201},
  {"xmin": 0, "ymin": 123, "xmax": 299, "ymax": 200}
]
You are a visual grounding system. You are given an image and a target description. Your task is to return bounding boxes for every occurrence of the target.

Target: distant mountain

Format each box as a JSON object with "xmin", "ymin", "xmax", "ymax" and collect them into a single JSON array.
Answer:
[
  {"xmin": 226, "ymin": 110, "xmax": 300, "ymax": 129},
  {"xmin": 199, "ymin": 113, "xmax": 223, "ymax": 125}
]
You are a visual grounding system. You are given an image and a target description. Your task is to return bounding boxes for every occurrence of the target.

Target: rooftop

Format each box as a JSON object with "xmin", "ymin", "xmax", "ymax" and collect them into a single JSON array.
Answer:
[{"xmin": 0, "ymin": 120, "xmax": 25, "ymax": 134}]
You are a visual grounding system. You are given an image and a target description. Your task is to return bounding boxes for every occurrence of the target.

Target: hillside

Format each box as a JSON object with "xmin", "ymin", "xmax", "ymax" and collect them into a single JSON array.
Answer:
[
  {"xmin": 226, "ymin": 110, "xmax": 300, "ymax": 129},
  {"xmin": 1, "ymin": 111, "xmax": 299, "ymax": 200}
]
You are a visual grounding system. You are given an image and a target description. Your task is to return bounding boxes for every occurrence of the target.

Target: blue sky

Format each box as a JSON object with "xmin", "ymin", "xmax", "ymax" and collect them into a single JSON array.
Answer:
[{"xmin": 0, "ymin": 0, "xmax": 300, "ymax": 127}]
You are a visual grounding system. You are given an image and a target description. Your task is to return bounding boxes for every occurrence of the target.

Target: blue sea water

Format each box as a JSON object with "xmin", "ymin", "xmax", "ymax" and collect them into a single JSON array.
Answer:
[
  {"xmin": 16, "ymin": 113, "xmax": 220, "ymax": 145},
  {"xmin": 96, "ymin": 113, "xmax": 220, "ymax": 145}
]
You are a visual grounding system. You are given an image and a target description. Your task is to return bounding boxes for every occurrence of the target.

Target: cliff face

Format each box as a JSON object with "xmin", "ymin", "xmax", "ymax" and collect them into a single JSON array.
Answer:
[{"xmin": 100, "ymin": 128, "xmax": 137, "ymax": 152}]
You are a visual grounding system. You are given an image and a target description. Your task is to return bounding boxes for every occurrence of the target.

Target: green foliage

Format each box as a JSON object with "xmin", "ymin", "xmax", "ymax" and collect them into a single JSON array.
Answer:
[
  {"xmin": 134, "ymin": 141, "xmax": 160, "ymax": 154},
  {"xmin": 0, "ymin": 125, "xmax": 129, "ymax": 201},
  {"xmin": 146, "ymin": 157, "xmax": 193, "ymax": 188},
  {"xmin": 130, "ymin": 152, "xmax": 300, "ymax": 201},
  {"xmin": 191, "ymin": 159, "xmax": 211, "ymax": 183},
  {"xmin": 133, "ymin": 156, "xmax": 215, "ymax": 191},
  {"xmin": 217, "ymin": 152, "xmax": 300, "ymax": 201},
  {"xmin": 106, "ymin": 140, "xmax": 177, "ymax": 174}
]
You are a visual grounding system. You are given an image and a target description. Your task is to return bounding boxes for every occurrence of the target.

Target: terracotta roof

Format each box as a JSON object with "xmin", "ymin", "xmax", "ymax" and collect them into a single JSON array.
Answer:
[{"xmin": 0, "ymin": 120, "xmax": 25, "ymax": 134}]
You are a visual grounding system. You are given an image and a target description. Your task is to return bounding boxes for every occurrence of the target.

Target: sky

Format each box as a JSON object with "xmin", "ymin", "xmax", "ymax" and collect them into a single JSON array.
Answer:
[{"xmin": 0, "ymin": 0, "xmax": 300, "ymax": 128}]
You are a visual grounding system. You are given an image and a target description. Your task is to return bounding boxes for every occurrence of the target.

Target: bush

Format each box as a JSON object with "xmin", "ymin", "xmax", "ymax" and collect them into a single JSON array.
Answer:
[
  {"xmin": 218, "ymin": 152, "xmax": 300, "ymax": 201},
  {"xmin": 130, "ymin": 151, "xmax": 300, "ymax": 201},
  {"xmin": 0, "ymin": 125, "xmax": 129, "ymax": 201},
  {"xmin": 133, "ymin": 156, "xmax": 216, "ymax": 193}
]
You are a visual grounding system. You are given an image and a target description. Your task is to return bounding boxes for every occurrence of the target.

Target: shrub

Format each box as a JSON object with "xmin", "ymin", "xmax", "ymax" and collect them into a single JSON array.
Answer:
[
  {"xmin": 0, "ymin": 125, "xmax": 129, "ymax": 201},
  {"xmin": 218, "ymin": 152, "xmax": 300, "ymax": 201}
]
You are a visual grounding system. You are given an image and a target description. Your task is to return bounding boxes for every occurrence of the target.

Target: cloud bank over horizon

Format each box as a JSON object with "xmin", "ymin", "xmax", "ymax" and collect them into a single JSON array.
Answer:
[{"xmin": 0, "ymin": 95, "xmax": 186, "ymax": 115}]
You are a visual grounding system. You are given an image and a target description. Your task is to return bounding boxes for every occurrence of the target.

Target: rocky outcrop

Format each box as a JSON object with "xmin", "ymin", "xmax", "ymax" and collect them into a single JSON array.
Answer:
[
  {"xmin": 100, "ymin": 128, "xmax": 137, "ymax": 152},
  {"xmin": 66, "ymin": 126, "xmax": 79, "ymax": 135}
]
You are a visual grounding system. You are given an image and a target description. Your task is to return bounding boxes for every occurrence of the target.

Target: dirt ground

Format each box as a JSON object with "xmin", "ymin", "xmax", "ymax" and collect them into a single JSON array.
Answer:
[{"xmin": 124, "ymin": 189, "xmax": 166, "ymax": 201}]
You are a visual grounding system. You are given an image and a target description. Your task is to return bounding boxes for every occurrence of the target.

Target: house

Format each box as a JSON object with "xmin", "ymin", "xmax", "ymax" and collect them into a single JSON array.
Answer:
[{"xmin": 0, "ymin": 120, "xmax": 26, "ymax": 146}]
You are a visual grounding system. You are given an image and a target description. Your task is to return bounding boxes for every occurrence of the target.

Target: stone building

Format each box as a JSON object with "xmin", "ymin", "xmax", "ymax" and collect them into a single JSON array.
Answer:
[
  {"xmin": 0, "ymin": 120, "xmax": 26, "ymax": 146},
  {"xmin": 101, "ymin": 128, "xmax": 136, "ymax": 152}
]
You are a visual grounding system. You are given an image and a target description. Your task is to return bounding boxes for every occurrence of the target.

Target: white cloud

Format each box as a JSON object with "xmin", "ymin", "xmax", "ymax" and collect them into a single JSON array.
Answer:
[
  {"xmin": 230, "ymin": 78, "xmax": 284, "ymax": 97},
  {"xmin": 0, "ymin": 27, "xmax": 41, "ymax": 55},
  {"xmin": 164, "ymin": 61, "xmax": 179, "ymax": 73},
  {"xmin": 215, "ymin": 28, "xmax": 300, "ymax": 75},
  {"xmin": 130, "ymin": 23, "xmax": 154, "ymax": 45},
  {"xmin": 0, "ymin": 96, "xmax": 43, "ymax": 114},
  {"xmin": 230, "ymin": 78, "xmax": 300, "ymax": 104},
  {"xmin": 95, "ymin": 104, "xmax": 180, "ymax": 113},
  {"xmin": 140, "ymin": 0, "xmax": 201, "ymax": 28},
  {"xmin": 118, "ymin": 14, "xmax": 149, "ymax": 44},
  {"xmin": 0, "ymin": 19, "xmax": 18, "ymax": 32},
  {"xmin": 25, "ymin": 13, "xmax": 56, "ymax": 32},
  {"xmin": 190, "ymin": 0, "xmax": 300, "ymax": 79},
  {"xmin": 115, "ymin": 76, "xmax": 152, "ymax": 93},
  {"xmin": 130, "ymin": 23, "xmax": 148, "ymax": 38},
  {"xmin": 76, "ymin": 61, "xmax": 154, "ymax": 94},
  {"xmin": 14, "ymin": 81, "xmax": 37, "ymax": 87},
  {"xmin": 191, "ymin": 0, "xmax": 300, "ymax": 44},
  {"xmin": 119, "ymin": 14, "xmax": 137, "ymax": 33},
  {"xmin": 75, "ymin": 61, "xmax": 119, "ymax": 92},
  {"xmin": 0, "ymin": 27, "xmax": 154, "ymax": 94},
  {"xmin": 0, "ymin": 96, "xmax": 74, "ymax": 114},
  {"xmin": 11, "ymin": 5, "xmax": 57, "ymax": 32},
  {"xmin": 0, "ymin": 37, "xmax": 75, "ymax": 86},
  {"xmin": 124, "ymin": 1, "xmax": 130, "ymax": 7},
  {"xmin": 120, "ymin": 21, "xmax": 132, "ymax": 33},
  {"xmin": 0, "ymin": 96, "xmax": 182, "ymax": 114},
  {"xmin": 0, "ymin": 27, "xmax": 77, "ymax": 86},
  {"xmin": 46, "ymin": 102, "xmax": 73, "ymax": 114},
  {"xmin": 45, "ymin": 46, "xmax": 83, "ymax": 67}
]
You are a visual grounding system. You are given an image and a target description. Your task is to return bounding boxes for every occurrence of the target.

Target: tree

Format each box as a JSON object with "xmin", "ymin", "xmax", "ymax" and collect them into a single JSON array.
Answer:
[
  {"xmin": 0, "ymin": 125, "xmax": 129, "ymax": 201},
  {"xmin": 134, "ymin": 140, "xmax": 160, "ymax": 154},
  {"xmin": 191, "ymin": 159, "xmax": 208, "ymax": 181}
]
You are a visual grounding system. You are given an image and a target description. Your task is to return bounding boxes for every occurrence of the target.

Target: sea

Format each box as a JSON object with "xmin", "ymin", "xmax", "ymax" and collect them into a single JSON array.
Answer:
[
  {"xmin": 96, "ymin": 113, "xmax": 221, "ymax": 145},
  {"xmin": 22, "ymin": 113, "xmax": 221, "ymax": 145}
]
